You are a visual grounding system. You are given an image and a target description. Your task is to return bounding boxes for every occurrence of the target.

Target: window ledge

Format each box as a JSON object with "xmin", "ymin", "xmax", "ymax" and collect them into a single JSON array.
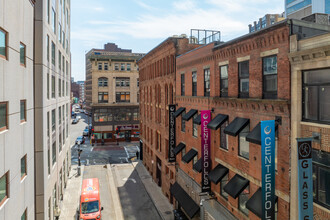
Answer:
[
  {"xmin": 0, "ymin": 197, "xmax": 9, "ymax": 210},
  {"xmin": 20, "ymin": 121, "xmax": 27, "ymax": 125},
  {"xmin": 300, "ymin": 121, "xmax": 330, "ymax": 129},
  {"xmin": 238, "ymin": 155, "xmax": 250, "ymax": 163},
  {"xmin": 21, "ymin": 174, "xmax": 27, "ymax": 182},
  {"xmin": 0, "ymin": 128, "xmax": 9, "ymax": 135}
]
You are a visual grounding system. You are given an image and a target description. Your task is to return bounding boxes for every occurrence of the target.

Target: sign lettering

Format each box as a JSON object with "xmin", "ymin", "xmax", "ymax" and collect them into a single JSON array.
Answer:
[
  {"xmin": 168, "ymin": 105, "xmax": 176, "ymax": 162},
  {"xmin": 201, "ymin": 110, "xmax": 211, "ymax": 192}
]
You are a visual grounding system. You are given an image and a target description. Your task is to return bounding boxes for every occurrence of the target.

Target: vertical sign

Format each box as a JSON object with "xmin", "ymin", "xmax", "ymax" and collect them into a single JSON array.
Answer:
[
  {"xmin": 261, "ymin": 120, "xmax": 275, "ymax": 220},
  {"xmin": 297, "ymin": 138, "xmax": 313, "ymax": 220},
  {"xmin": 168, "ymin": 105, "xmax": 176, "ymax": 162},
  {"xmin": 201, "ymin": 110, "xmax": 211, "ymax": 192}
]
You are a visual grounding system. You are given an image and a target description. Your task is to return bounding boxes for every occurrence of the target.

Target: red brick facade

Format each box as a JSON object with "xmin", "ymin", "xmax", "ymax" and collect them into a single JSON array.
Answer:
[{"xmin": 176, "ymin": 23, "xmax": 291, "ymax": 219}]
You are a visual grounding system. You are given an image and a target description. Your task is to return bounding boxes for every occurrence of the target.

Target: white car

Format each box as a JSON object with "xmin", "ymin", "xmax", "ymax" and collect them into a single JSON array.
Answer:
[{"xmin": 76, "ymin": 115, "xmax": 81, "ymax": 121}]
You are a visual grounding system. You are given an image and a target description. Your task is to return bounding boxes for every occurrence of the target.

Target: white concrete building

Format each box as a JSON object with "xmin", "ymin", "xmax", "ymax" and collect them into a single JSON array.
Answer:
[
  {"xmin": 34, "ymin": 0, "xmax": 71, "ymax": 219},
  {"xmin": 0, "ymin": 0, "xmax": 35, "ymax": 219}
]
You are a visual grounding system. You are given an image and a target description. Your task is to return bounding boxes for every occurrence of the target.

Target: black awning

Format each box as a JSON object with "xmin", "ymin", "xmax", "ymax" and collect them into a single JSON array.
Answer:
[
  {"xmin": 224, "ymin": 174, "xmax": 249, "ymax": 199},
  {"xmin": 246, "ymin": 187, "xmax": 278, "ymax": 218},
  {"xmin": 182, "ymin": 149, "xmax": 198, "ymax": 163},
  {"xmin": 182, "ymin": 109, "xmax": 198, "ymax": 121},
  {"xmin": 193, "ymin": 114, "xmax": 201, "ymax": 125},
  {"xmin": 207, "ymin": 114, "xmax": 229, "ymax": 130},
  {"xmin": 224, "ymin": 117, "xmax": 249, "ymax": 136},
  {"xmin": 208, "ymin": 164, "xmax": 229, "ymax": 184},
  {"xmin": 193, "ymin": 158, "xmax": 202, "ymax": 173},
  {"xmin": 173, "ymin": 142, "xmax": 186, "ymax": 155},
  {"xmin": 170, "ymin": 182, "xmax": 200, "ymax": 219},
  {"xmin": 246, "ymin": 122, "xmax": 279, "ymax": 145},
  {"xmin": 174, "ymin": 107, "xmax": 186, "ymax": 118}
]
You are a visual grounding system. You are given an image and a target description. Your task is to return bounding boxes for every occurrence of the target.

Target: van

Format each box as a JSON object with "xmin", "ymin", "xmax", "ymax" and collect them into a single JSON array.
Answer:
[{"xmin": 80, "ymin": 178, "xmax": 103, "ymax": 219}]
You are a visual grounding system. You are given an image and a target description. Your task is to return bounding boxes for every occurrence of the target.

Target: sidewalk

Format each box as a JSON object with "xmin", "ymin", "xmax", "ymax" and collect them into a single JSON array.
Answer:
[
  {"xmin": 59, "ymin": 165, "xmax": 83, "ymax": 220},
  {"xmin": 132, "ymin": 161, "xmax": 174, "ymax": 220}
]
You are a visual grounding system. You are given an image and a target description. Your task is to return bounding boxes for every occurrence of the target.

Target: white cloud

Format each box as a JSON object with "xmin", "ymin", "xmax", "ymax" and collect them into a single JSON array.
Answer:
[
  {"xmin": 134, "ymin": 0, "xmax": 155, "ymax": 11},
  {"xmin": 93, "ymin": 7, "xmax": 105, "ymax": 12},
  {"xmin": 173, "ymin": 0, "xmax": 197, "ymax": 11}
]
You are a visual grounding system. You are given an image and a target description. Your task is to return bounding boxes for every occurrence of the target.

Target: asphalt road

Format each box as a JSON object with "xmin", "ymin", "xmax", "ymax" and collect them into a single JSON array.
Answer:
[{"xmin": 111, "ymin": 163, "xmax": 162, "ymax": 220}]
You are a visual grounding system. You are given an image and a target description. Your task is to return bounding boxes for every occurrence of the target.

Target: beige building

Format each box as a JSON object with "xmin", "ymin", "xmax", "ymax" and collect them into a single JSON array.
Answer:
[
  {"xmin": 289, "ymin": 33, "xmax": 330, "ymax": 220},
  {"xmin": 34, "ymin": 0, "xmax": 71, "ymax": 219},
  {"xmin": 0, "ymin": 0, "xmax": 35, "ymax": 219},
  {"xmin": 85, "ymin": 43, "xmax": 143, "ymax": 142}
]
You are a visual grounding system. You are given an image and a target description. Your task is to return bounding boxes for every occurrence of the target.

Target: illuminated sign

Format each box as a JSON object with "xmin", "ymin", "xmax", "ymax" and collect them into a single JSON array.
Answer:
[
  {"xmin": 201, "ymin": 110, "xmax": 211, "ymax": 192},
  {"xmin": 297, "ymin": 138, "xmax": 313, "ymax": 220},
  {"xmin": 168, "ymin": 105, "xmax": 176, "ymax": 162},
  {"xmin": 261, "ymin": 120, "xmax": 275, "ymax": 220}
]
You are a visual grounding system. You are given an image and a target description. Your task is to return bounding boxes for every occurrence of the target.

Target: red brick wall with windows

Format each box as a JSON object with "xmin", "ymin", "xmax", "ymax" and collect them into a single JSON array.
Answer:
[
  {"xmin": 176, "ymin": 23, "xmax": 291, "ymax": 219},
  {"xmin": 138, "ymin": 37, "xmax": 199, "ymax": 202}
]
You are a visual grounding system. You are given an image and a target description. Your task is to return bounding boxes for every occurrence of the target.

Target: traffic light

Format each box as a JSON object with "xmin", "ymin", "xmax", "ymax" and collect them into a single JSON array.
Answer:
[{"xmin": 116, "ymin": 127, "xmax": 121, "ymax": 134}]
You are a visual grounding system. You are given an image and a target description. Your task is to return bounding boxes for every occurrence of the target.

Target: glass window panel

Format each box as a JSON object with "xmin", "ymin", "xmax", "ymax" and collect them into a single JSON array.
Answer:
[
  {"xmin": 264, "ymin": 75, "xmax": 277, "ymax": 92},
  {"xmin": 239, "ymin": 186, "xmax": 250, "ymax": 216},
  {"xmin": 240, "ymin": 79, "xmax": 249, "ymax": 93},
  {"xmin": 220, "ymin": 173, "xmax": 228, "ymax": 199},
  {"xmin": 263, "ymin": 56, "xmax": 277, "ymax": 75},
  {"xmin": 20, "ymin": 44, "xmax": 25, "ymax": 65},
  {"xmin": 304, "ymin": 69, "xmax": 330, "ymax": 84},
  {"xmin": 181, "ymin": 74, "xmax": 185, "ymax": 96},
  {"xmin": 318, "ymin": 167, "xmax": 330, "ymax": 206},
  {"xmin": 0, "ymin": 173, "xmax": 7, "ymax": 203},
  {"xmin": 319, "ymin": 86, "xmax": 330, "ymax": 122},
  {"xmin": 21, "ymin": 156, "xmax": 26, "ymax": 177},
  {"xmin": 239, "ymin": 125, "xmax": 249, "ymax": 160},
  {"xmin": 220, "ymin": 65, "xmax": 228, "ymax": 78},
  {"xmin": 0, "ymin": 103, "xmax": 6, "ymax": 129},
  {"xmin": 181, "ymin": 111, "xmax": 186, "ymax": 132},
  {"xmin": 220, "ymin": 121, "xmax": 228, "ymax": 150},
  {"xmin": 20, "ymin": 100, "xmax": 26, "ymax": 121},
  {"xmin": 304, "ymin": 86, "xmax": 318, "ymax": 121},
  {"xmin": 239, "ymin": 61, "xmax": 249, "ymax": 77}
]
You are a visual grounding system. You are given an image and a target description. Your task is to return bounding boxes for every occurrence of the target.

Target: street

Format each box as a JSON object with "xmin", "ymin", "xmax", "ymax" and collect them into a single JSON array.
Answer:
[{"xmin": 65, "ymin": 112, "xmax": 165, "ymax": 220}]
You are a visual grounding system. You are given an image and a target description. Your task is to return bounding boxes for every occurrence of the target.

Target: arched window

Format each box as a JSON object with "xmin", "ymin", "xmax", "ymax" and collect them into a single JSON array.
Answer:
[{"xmin": 98, "ymin": 77, "xmax": 108, "ymax": 87}]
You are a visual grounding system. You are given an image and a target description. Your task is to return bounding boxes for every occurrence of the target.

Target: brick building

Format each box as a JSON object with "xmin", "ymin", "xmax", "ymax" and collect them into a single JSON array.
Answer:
[
  {"xmin": 289, "ymin": 32, "xmax": 330, "ymax": 220},
  {"xmin": 138, "ymin": 36, "xmax": 199, "ymax": 207},
  {"xmin": 173, "ymin": 20, "xmax": 330, "ymax": 220}
]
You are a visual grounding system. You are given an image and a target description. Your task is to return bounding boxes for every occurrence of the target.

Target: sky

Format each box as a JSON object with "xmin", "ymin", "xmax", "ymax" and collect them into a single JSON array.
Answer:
[{"xmin": 71, "ymin": 0, "xmax": 284, "ymax": 81}]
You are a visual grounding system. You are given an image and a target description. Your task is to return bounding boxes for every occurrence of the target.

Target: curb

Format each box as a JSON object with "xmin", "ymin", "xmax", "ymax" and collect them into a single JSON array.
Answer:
[{"xmin": 106, "ymin": 164, "xmax": 124, "ymax": 220}]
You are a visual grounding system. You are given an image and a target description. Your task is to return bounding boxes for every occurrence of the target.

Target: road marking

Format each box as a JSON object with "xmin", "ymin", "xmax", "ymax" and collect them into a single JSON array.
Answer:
[{"xmin": 122, "ymin": 178, "xmax": 136, "ymax": 183}]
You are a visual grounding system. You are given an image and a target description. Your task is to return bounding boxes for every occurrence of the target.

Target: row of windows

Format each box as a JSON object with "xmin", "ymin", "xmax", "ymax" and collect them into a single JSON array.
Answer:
[
  {"xmin": 180, "ymin": 55, "xmax": 278, "ymax": 99},
  {"xmin": 47, "ymin": 73, "xmax": 69, "ymax": 99},
  {"xmin": 47, "ymin": 104, "xmax": 69, "ymax": 136},
  {"xmin": 46, "ymin": 35, "xmax": 70, "ymax": 76},
  {"xmin": 0, "ymin": 154, "xmax": 27, "ymax": 207},
  {"xmin": 0, "ymin": 101, "xmax": 27, "ymax": 132},
  {"xmin": 98, "ymin": 77, "xmax": 139, "ymax": 88},
  {"xmin": 98, "ymin": 92, "xmax": 140, "ymax": 103},
  {"xmin": 97, "ymin": 62, "xmax": 133, "ymax": 71},
  {"xmin": 0, "ymin": 28, "xmax": 27, "ymax": 66},
  {"xmin": 94, "ymin": 112, "xmax": 139, "ymax": 122}
]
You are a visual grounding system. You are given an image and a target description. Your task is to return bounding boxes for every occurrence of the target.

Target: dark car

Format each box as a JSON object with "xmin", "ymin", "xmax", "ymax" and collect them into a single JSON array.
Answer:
[
  {"xmin": 72, "ymin": 118, "xmax": 79, "ymax": 124},
  {"xmin": 75, "ymin": 136, "xmax": 85, "ymax": 145}
]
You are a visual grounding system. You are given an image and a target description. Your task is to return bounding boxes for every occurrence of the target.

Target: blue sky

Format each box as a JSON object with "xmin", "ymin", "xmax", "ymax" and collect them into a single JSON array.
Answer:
[{"xmin": 71, "ymin": 0, "xmax": 284, "ymax": 81}]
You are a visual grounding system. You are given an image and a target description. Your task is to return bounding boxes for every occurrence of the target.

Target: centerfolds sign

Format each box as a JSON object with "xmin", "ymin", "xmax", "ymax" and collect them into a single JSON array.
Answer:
[
  {"xmin": 297, "ymin": 138, "xmax": 313, "ymax": 220},
  {"xmin": 168, "ymin": 105, "xmax": 176, "ymax": 162},
  {"xmin": 201, "ymin": 110, "xmax": 211, "ymax": 192},
  {"xmin": 261, "ymin": 120, "xmax": 275, "ymax": 220}
]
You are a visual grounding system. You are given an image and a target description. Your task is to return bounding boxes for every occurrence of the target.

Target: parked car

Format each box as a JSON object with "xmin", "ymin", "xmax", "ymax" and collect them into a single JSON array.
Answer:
[
  {"xmin": 84, "ymin": 110, "xmax": 89, "ymax": 115},
  {"xmin": 72, "ymin": 118, "xmax": 79, "ymax": 124},
  {"xmin": 75, "ymin": 136, "xmax": 85, "ymax": 145},
  {"xmin": 76, "ymin": 115, "xmax": 81, "ymax": 121},
  {"xmin": 83, "ymin": 129, "xmax": 89, "ymax": 136}
]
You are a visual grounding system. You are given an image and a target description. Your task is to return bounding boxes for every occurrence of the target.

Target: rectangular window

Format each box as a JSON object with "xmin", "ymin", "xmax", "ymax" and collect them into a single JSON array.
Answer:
[
  {"xmin": 313, "ymin": 151, "xmax": 330, "ymax": 209},
  {"xmin": 62, "ymin": 79, "xmax": 64, "ymax": 96},
  {"xmin": 115, "ymin": 77, "xmax": 130, "ymax": 87},
  {"xmin": 238, "ymin": 185, "xmax": 250, "ymax": 216},
  {"xmin": 115, "ymin": 92, "xmax": 130, "ymax": 103},
  {"xmin": 220, "ymin": 121, "xmax": 228, "ymax": 150},
  {"xmin": 20, "ymin": 100, "xmax": 26, "ymax": 122},
  {"xmin": 51, "ymin": 75, "xmax": 55, "ymax": 98},
  {"xmin": 52, "ymin": 109, "xmax": 55, "ymax": 131},
  {"xmin": 239, "ymin": 125, "xmax": 250, "ymax": 160},
  {"xmin": 303, "ymin": 69, "xmax": 330, "ymax": 123},
  {"xmin": 98, "ymin": 63, "xmax": 102, "ymax": 70},
  {"xmin": 0, "ymin": 102, "xmax": 8, "ymax": 131},
  {"xmin": 192, "ymin": 71, "xmax": 197, "ymax": 96},
  {"xmin": 220, "ymin": 65, "xmax": 228, "ymax": 97},
  {"xmin": 47, "ymin": 111, "xmax": 50, "ymax": 137},
  {"xmin": 52, "ymin": 8, "xmax": 56, "ymax": 34},
  {"xmin": 59, "ymin": 107, "xmax": 61, "ymax": 124},
  {"xmin": 52, "ymin": 141, "xmax": 56, "ymax": 165},
  {"xmin": 193, "ymin": 114, "xmax": 198, "ymax": 137},
  {"xmin": 127, "ymin": 63, "xmax": 131, "ymax": 71},
  {"xmin": 181, "ymin": 147, "xmax": 186, "ymax": 159},
  {"xmin": 98, "ymin": 92, "xmax": 108, "ymax": 103},
  {"xmin": 59, "ymin": 133, "xmax": 62, "ymax": 152},
  {"xmin": 220, "ymin": 173, "xmax": 229, "ymax": 200},
  {"xmin": 121, "ymin": 63, "xmax": 125, "ymax": 71},
  {"xmin": 137, "ymin": 78, "xmax": 139, "ymax": 87},
  {"xmin": 20, "ymin": 43, "xmax": 26, "ymax": 66},
  {"xmin": 181, "ymin": 74, "xmax": 185, "ymax": 96},
  {"xmin": 47, "ymin": 73, "xmax": 50, "ymax": 99},
  {"xmin": 239, "ymin": 61, "xmax": 249, "ymax": 98},
  {"xmin": 104, "ymin": 63, "xmax": 108, "ymax": 70},
  {"xmin": 58, "ymin": 79, "xmax": 61, "ymax": 97},
  {"xmin": 0, "ymin": 172, "xmax": 9, "ymax": 206},
  {"xmin": 204, "ymin": 69, "xmax": 210, "ymax": 97},
  {"xmin": 181, "ymin": 111, "xmax": 186, "ymax": 132},
  {"xmin": 51, "ymin": 41, "xmax": 55, "ymax": 65},
  {"xmin": 21, "ymin": 155, "xmax": 27, "ymax": 179},
  {"xmin": 263, "ymin": 55, "xmax": 277, "ymax": 99},
  {"xmin": 58, "ymin": 51, "xmax": 61, "ymax": 70},
  {"xmin": 48, "ymin": 147, "xmax": 50, "ymax": 174},
  {"xmin": 58, "ymin": 23, "xmax": 62, "ymax": 43},
  {"xmin": 115, "ymin": 63, "xmax": 119, "ymax": 70},
  {"xmin": 47, "ymin": 0, "xmax": 50, "ymax": 24},
  {"xmin": 0, "ymin": 28, "xmax": 7, "ymax": 58}
]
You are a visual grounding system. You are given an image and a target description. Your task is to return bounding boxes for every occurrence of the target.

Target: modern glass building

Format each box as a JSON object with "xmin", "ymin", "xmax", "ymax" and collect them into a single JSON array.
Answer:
[{"xmin": 285, "ymin": 0, "xmax": 330, "ymax": 19}]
